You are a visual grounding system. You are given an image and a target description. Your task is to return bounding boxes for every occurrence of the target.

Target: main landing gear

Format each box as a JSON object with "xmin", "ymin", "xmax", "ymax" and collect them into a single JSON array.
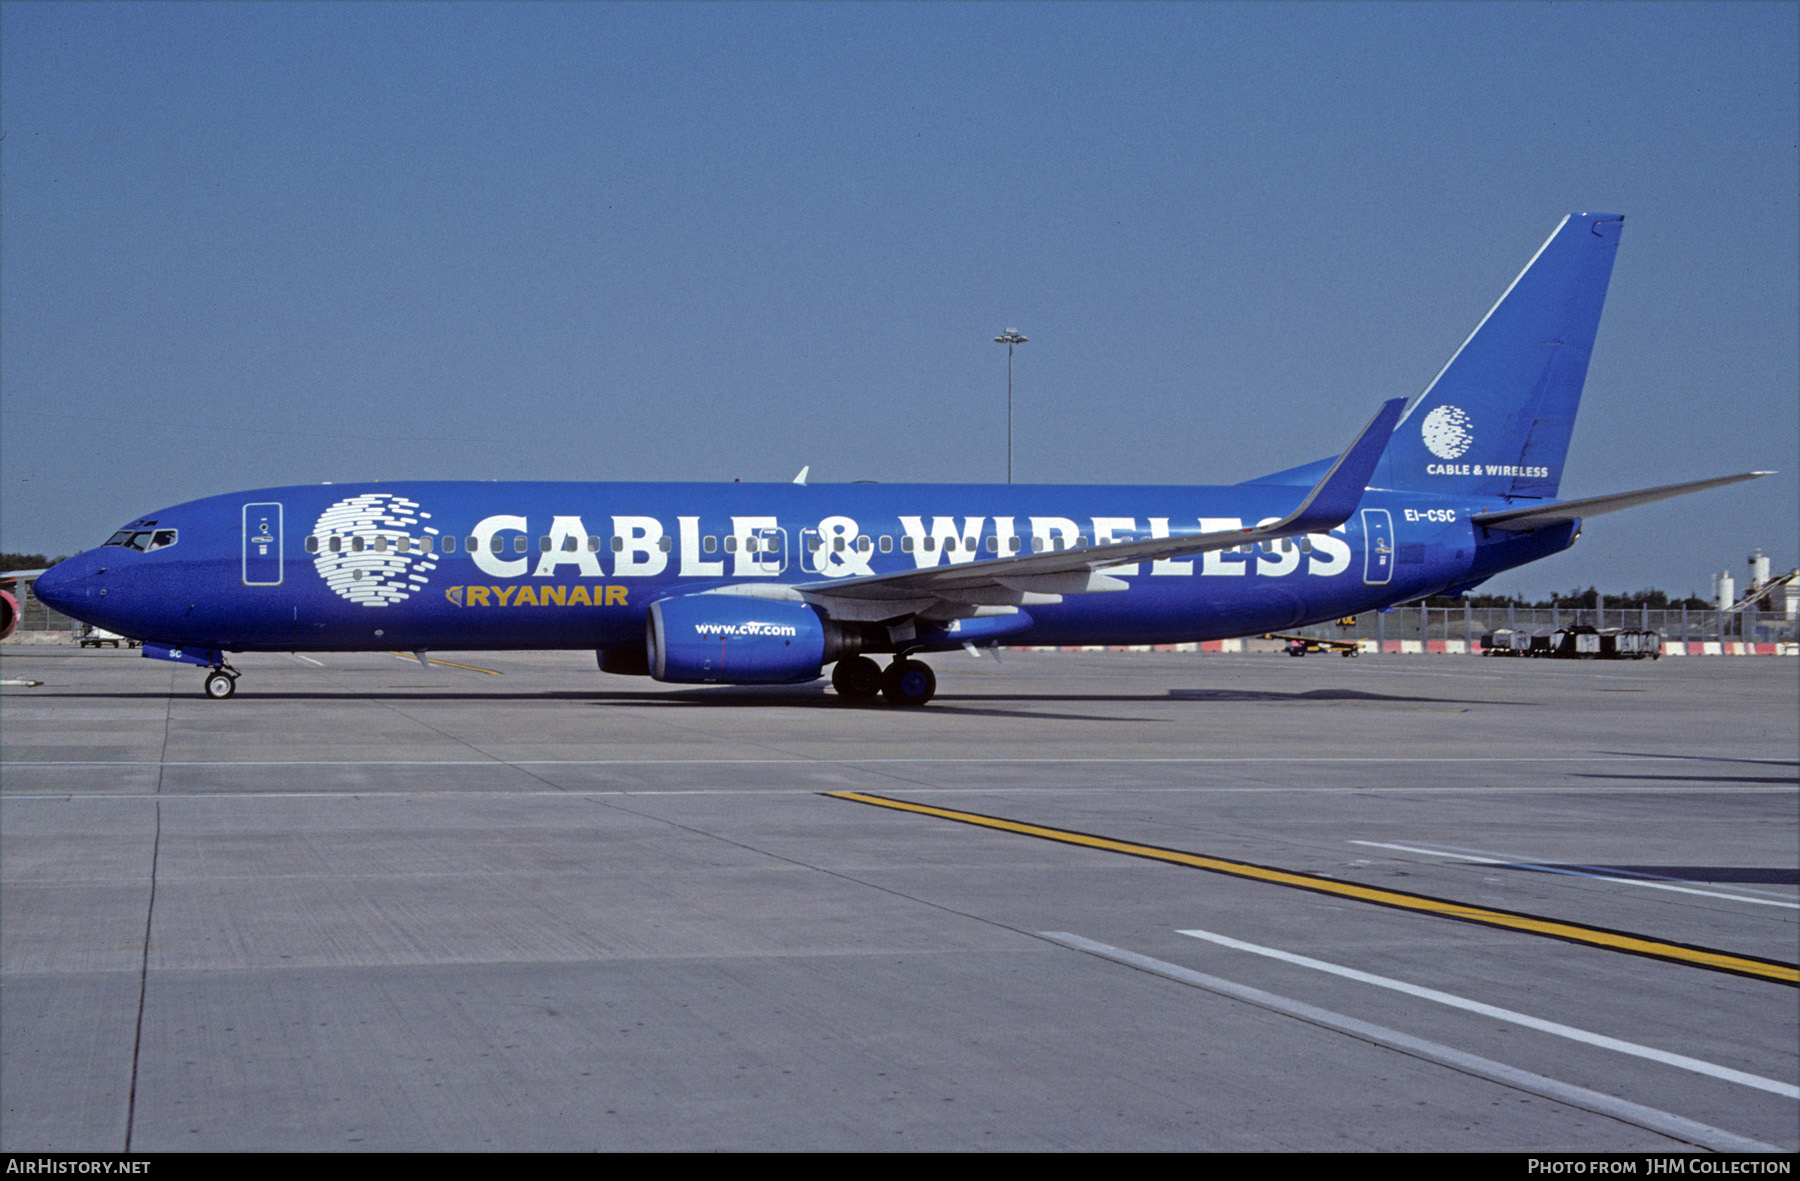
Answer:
[
  {"xmin": 202, "ymin": 665, "xmax": 240, "ymax": 700},
  {"xmin": 831, "ymin": 656, "xmax": 936, "ymax": 707},
  {"xmin": 831, "ymin": 655, "xmax": 884, "ymax": 701},
  {"xmin": 882, "ymin": 658, "xmax": 936, "ymax": 706}
]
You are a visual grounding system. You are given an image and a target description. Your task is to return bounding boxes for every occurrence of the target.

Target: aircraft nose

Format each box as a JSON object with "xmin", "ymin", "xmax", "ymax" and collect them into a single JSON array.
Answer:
[{"xmin": 32, "ymin": 554, "xmax": 93, "ymax": 617}]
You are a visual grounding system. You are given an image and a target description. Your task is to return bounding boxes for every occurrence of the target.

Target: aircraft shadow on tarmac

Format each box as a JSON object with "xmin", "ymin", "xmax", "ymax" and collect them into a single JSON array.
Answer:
[
  {"xmin": 1500, "ymin": 863, "xmax": 1799, "ymax": 886},
  {"xmin": 20, "ymin": 682, "xmax": 1512, "ymax": 723},
  {"xmin": 1573, "ymin": 772, "xmax": 1799, "ymax": 785},
  {"xmin": 19, "ymin": 686, "xmax": 1157, "ymax": 723},
  {"xmin": 1165, "ymin": 686, "xmax": 1510, "ymax": 707},
  {"xmin": 1595, "ymin": 750, "xmax": 1799, "ymax": 770}
]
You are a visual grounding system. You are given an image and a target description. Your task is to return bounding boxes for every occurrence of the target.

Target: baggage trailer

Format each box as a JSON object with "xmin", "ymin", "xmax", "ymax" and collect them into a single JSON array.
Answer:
[
  {"xmin": 1481, "ymin": 624, "xmax": 1660, "ymax": 659},
  {"xmin": 1266, "ymin": 632, "xmax": 1362, "ymax": 657}
]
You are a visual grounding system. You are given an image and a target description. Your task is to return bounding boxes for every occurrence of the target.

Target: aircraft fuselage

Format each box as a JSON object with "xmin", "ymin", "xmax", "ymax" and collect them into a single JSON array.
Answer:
[{"xmin": 42, "ymin": 479, "xmax": 1574, "ymax": 655}]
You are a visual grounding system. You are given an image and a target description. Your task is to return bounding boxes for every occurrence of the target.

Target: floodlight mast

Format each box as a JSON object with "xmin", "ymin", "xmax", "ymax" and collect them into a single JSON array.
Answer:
[{"xmin": 994, "ymin": 329, "xmax": 1028, "ymax": 483}]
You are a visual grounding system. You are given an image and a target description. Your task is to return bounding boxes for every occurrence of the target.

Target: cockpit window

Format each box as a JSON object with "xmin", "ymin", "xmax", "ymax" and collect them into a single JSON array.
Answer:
[{"xmin": 103, "ymin": 529, "xmax": 178, "ymax": 552}]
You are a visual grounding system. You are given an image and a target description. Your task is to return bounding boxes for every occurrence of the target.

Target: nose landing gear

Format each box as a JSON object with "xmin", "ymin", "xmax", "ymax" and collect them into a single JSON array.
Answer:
[{"xmin": 202, "ymin": 666, "xmax": 240, "ymax": 700}]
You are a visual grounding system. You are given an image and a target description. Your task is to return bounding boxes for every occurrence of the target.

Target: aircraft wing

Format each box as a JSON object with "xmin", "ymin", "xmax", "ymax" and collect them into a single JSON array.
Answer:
[
  {"xmin": 786, "ymin": 399, "xmax": 1405, "ymax": 621},
  {"xmin": 1469, "ymin": 471, "xmax": 1772, "ymax": 533}
]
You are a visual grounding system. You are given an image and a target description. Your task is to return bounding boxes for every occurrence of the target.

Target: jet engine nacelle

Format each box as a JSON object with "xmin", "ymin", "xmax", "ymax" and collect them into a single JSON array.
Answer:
[
  {"xmin": 0, "ymin": 590, "xmax": 17, "ymax": 640},
  {"xmin": 647, "ymin": 594, "xmax": 858, "ymax": 684}
]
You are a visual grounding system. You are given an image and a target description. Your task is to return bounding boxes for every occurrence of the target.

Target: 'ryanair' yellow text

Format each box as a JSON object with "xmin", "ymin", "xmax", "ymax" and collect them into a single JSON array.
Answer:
[{"xmin": 446, "ymin": 585, "xmax": 628, "ymax": 608}]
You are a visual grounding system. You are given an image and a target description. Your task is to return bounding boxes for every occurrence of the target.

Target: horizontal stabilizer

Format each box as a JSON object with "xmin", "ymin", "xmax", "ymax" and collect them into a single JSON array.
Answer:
[
  {"xmin": 1470, "ymin": 472, "xmax": 1772, "ymax": 533},
  {"xmin": 1267, "ymin": 398, "xmax": 1406, "ymax": 534},
  {"xmin": 1239, "ymin": 456, "xmax": 1333, "ymax": 488}
]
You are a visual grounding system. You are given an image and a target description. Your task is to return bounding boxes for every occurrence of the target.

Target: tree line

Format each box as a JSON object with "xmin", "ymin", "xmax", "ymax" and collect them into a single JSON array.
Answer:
[
  {"xmin": 1426, "ymin": 587, "xmax": 1716, "ymax": 609},
  {"xmin": 0, "ymin": 552, "xmax": 67, "ymax": 572}
]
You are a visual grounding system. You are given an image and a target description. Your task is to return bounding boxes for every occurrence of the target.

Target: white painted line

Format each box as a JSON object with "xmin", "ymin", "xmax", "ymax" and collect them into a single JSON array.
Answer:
[
  {"xmin": 1175, "ymin": 927, "xmax": 1799, "ymax": 1099},
  {"xmin": 1351, "ymin": 840, "xmax": 1510, "ymax": 863},
  {"xmin": 1350, "ymin": 840, "xmax": 1800, "ymax": 910},
  {"xmin": 2, "ymin": 786, "xmax": 1797, "ymax": 804},
  {"xmin": 1041, "ymin": 932, "xmax": 1788, "ymax": 1153},
  {"xmin": 287, "ymin": 654, "xmax": 324, "ymax": 667},
  {"xmin": 2, "ymin": 754, "xmax": 1794, "ymax": 769},
  {"xmin": 0, "ymin": 790, "xmax": 804, "ymax": 801}
]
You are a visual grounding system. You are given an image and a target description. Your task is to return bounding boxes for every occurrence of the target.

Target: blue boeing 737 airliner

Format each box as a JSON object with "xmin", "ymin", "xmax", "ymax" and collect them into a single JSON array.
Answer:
[{"xmin": 34, "ymin": 214, "xmax": 1767, "ymax": 704}]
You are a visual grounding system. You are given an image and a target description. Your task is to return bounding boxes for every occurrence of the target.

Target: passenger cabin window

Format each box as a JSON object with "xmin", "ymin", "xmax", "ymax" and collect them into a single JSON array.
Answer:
[
  {"xmin": 703, "ymin": 536, "xmax": 717, "ymax": 554},
  {"xmin": 513, "ymin": 537, "xmax": 528, "ymax": 553},
  {"xmin": 330, "ymin": 536, "xmax": 343, "ymax": 553},
  {"xmin": 657, "ymin": 536, "xmax": 672, "ymax": 553},
  {"xmin": 611, "ymin": 537, "xmax": 624, "ymax": 553},
  {"xmin": 441, "ymin": 536, "xmax": 456, "ymax": 553},
  {"xmin": 725, "ymin": 536, "xmax": 739, "ymax": 553},
  {"xmin": 587, "ymin": 536, "xmax": 601, "ymax": 552},
  {"xmin": 374, "ymin": 537, "xmax": 389, "ymax": 553},
  {"xmin": 352, "ymin": 537, "xmax": 365, "ymax": 553},
  {"xmin": 901, "ymin": 537, "xmax": 914, "ymax": 552},
  {"xmin": 305, "ymin": 536, "xmax": 320, "ymax": 554},
  {"xmin": 879, "ymin": 535, "xmax": 892, "ymax": 553}
]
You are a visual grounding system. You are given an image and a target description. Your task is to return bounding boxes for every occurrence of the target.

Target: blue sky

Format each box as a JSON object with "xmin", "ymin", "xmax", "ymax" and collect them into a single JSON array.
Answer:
[{"xmin": 3, "ymin": 1, "xmax": 1795, "ymax": 598}]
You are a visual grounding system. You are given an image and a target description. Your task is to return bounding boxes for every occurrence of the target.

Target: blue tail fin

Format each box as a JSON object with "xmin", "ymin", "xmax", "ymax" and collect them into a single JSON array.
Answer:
[{"xmin": 1373, "ymin": 213, "xmax": 1623, "ymax": 499}]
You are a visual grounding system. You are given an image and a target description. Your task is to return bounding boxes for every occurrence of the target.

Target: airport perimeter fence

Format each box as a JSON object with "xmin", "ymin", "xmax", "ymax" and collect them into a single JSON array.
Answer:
[
  {"xmin": 1288, "ymin": 604, "xmax": 1799, "ymax": 647},
  {"xmin": 9, "ymin": 587, "xmax": 76, "ymax": 634}
]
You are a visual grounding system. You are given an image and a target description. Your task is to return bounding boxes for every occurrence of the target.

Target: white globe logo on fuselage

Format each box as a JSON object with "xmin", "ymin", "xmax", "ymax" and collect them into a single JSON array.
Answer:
[
  {"xmin": 312, "ymin": 493, "xmax": 439, "ymax": 606},
  {"xmin": 1421, "ymin": 405, "xmax": 1474, "ymax": 461}
]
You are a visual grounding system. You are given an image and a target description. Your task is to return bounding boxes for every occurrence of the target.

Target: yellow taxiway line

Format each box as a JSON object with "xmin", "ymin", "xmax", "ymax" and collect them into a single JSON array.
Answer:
[{"xmin": 826, "ymin": 791, "xmax": 1799, "ymax": 987}]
